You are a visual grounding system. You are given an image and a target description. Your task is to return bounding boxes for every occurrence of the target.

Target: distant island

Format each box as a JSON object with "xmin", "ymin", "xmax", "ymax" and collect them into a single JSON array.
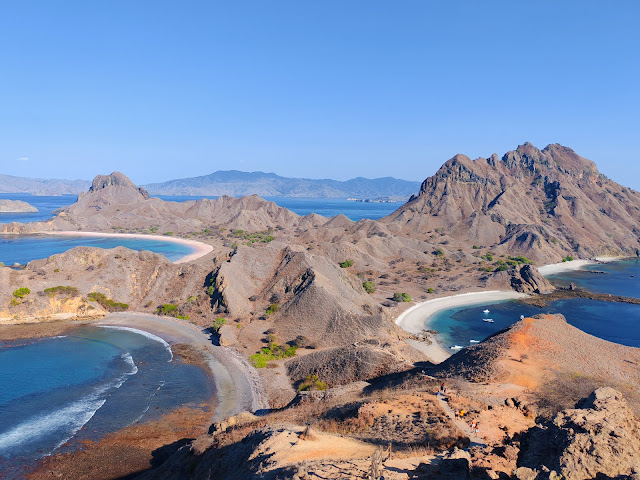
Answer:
[
  {"xmin": 0, "ymin": 199, "xmax": 38, "ymax": 213},
  {"xmin": 0, "ymin": 174, "xmax": 90, "ymax": 195},
  {"xmin": 346, "ymin": 196, "xmax": 407, "ymax": 203},
  {"xmin": 0, "ymin": 170, "xmax": 420, "ymax": 199},
  {"xmin": 142, "ymin": 170, "xmax": 421, "ymax": 198}
]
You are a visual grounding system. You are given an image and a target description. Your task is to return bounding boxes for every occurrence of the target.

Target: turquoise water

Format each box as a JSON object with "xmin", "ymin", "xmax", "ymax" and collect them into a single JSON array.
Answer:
[
  {"xmin": 430, "ymin": 259, "xmax": 640, "ymax": 350},
  {"xmin": 0, "ymin": 193, "xmax": 402, "ymax": 224},
  {"xmin": 0, "ymin": 234, "xmax": 195, "ymax": 265},
  {"xmin": 0, "ymin": 325, "xmax": 213, "ymax": 477}
]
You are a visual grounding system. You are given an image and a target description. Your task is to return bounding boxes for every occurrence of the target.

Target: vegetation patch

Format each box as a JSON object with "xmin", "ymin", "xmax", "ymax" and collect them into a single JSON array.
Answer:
[
  {"xmin": 87, "ymin": 292, "xmax": 129, "ymax": 312},
  {"xmin": 265, "ymin": 303, "xmax": 279, "ymax": 315},
  {"xmin": 339, "ymin": 259, "xmax": 354, "ymax": 268},
  {"xmin": 562, "ymin": 255, "xmax": 574, "ymax": 262},
  {"xmin": 392, "ymin": 292, "xmax": 412, "ymax": 302},
  {"xmin": 43, "ymin": 286, "xmax": 79, "ymax": 297},
  {"xmin": 157, "ymin": 303, "xmax": 178, "ymax": 316},
  {"xmin": 250, "ymin": 341, "xmax": 297, "ymax": 368},
  {"xmin": 362, "ymin": 281, "xmax": 375, "ymax": 294},
  {"xmin": 13, "ymin": 287, "xmax": 31, "ymax": 299},
  {"xmin": 230, "ymin": 229, "xmax": 275, "ymax": 243},
  {"xmin": 298, "ymin": 374, "xmax": 327, "ymax": 392},
  {"xmin": 212, "ymin": 317, "xmax": 227, "ymax": 332}
]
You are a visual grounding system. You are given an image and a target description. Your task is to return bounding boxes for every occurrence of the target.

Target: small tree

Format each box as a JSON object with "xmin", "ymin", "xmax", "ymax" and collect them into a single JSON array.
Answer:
[
  {"xmin": 392, "ymin": 292, "xmax": 412, "ymax": 302},
  {"xmin": 362, "ymin": 281, "xmax": 375, "ymax": 294},
  {"xmin": 339, "ymin": 259, "xmax": 354, "ymax": 268},
  {"xmin": 13, "ymin": 288, "xmax": 31, "ymax": 298}
]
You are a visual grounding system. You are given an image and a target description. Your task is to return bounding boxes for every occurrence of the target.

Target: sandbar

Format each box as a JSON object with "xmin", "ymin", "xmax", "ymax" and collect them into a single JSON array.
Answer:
[
  {"xmin": 42, "ymin": 231, "xmax": 213, "ymax": 263},
  {"xmin": 395, "ymin": 291, "xmax": 527, "ymax": 363}
]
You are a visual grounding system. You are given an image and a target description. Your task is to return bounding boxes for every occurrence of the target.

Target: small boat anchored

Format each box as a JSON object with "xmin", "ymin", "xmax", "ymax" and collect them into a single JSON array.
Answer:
[
  {"xmin": 450, "ymin": 345, "xmax": 464, "ymax": 350},
  {"xmin": 483, "ymin": 309, "xmax": 490, "ymax": 314},
  {"xmin": 470, "ymin": 339, "xmax": 480, "ymax": 343},
  {"xmin": 483, "ymin": 318, "xmax": 494, "ymax": 323}
]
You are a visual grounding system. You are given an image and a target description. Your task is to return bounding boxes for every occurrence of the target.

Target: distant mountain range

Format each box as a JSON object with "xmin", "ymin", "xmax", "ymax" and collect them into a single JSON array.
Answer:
[
  {"xmin": 0, "ymin": 171, "xmax": 421, "ymax": 199},
  {"xmin": 142, "ymin": 171, "xmax": 421, "ymax": 198},
  {"xmin": 0, "ymin": 174, "xmax": 90, "ymax": 195}
]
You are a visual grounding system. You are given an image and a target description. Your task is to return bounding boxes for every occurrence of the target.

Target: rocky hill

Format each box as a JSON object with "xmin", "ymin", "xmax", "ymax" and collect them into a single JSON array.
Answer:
[
  {"xmin": 47, "ymin": 172, "xmax": 303, "ymax": 232},
  {"xmin": 143, "ymin": 170, "xmax": 420, "ymax": 198},
  {"xmin": 433, "ymin": 313, "xmax": 640, "ymax": 411},
  {"xmin": 383, "ymin": 143, "xmax": 640, "ymax": 263}
]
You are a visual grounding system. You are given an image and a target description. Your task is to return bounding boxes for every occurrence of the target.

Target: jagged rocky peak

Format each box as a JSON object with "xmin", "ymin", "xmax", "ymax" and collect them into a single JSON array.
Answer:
[
  {"xmin": 502, "ymin": 142, "xmax": 599, "ymax": 178},
  {"xmin": 89, "ymin": 171, "xmax": 150, "ymax": 199}
]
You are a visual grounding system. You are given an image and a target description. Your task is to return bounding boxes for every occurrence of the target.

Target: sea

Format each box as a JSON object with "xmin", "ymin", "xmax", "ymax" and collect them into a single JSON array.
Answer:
[
  {"xmin": 0, "ymin": 325, "xmax": 213, "ymax": 478},
  {"xmin": 431, "ymin": 259, "xmax": 640, "ymax": 350},
  {"xmin": 1, "ymin": 192, "xmax": 639, "ymax": 472}
]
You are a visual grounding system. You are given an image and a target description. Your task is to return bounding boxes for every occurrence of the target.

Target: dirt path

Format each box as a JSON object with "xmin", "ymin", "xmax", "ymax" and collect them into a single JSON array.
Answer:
[{"xmin": 435, "ymin": 392, "xmax": 485, "ymax": 447}]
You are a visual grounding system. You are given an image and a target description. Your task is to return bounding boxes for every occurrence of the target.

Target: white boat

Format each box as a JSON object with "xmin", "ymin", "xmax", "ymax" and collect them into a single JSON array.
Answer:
[
  {"xmin": 483, "ymin": 318, "xmax": 494, "ymax": 323},
  {"xmin": 450, "ymin": 345, "xmax": 464, "ymax": 350},
  {"xmin": 520, "ymin": 315, "xmax": 525, "ymax": 319},
  {"xmin": 483, "ymin": 309, "xmax": 490, "ymax": 313},
  {"xmin": 470, "ymin": 340, "xmax": 480, "ymax": 343}
]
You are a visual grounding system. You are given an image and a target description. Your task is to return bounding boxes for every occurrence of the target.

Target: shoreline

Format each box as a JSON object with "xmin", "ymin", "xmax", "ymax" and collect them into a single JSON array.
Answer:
[
  {"xmin": 395, "ymin": 291, "xmax": 527, "ymax": 363},
  {"xmin": 41, "ymin": 231, "xmax": 214, "ymax": 263},
  {"xmin": 96, "ymin": 312, "xmax": 269, "ymax": 420},
  {"xmin": 537, "ymin": 256, "xmax": 622, "ymax": 277}
]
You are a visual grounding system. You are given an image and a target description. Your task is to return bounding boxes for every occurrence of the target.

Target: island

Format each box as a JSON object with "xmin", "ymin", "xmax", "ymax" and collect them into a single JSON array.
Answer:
[{"xmin": 0, "ymin": 199, "xmax": 38, "ymax": 213}]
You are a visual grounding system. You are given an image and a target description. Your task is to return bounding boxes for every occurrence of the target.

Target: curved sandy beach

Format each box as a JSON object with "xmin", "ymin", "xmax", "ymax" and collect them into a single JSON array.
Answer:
[
  {"xmin": 396, "ymin": 291, "xmax": 527, "ymax": 363},
  {"xmin": 42, "ymin": 231, "xmax": 214, "ymax": 263},
  {"xmin": 537, "ymin": 256, "xmax": 621, "ymax": 276},
  {"xmin": 96, "ymin": 312, "xmax": 269, "ymax": 421}
]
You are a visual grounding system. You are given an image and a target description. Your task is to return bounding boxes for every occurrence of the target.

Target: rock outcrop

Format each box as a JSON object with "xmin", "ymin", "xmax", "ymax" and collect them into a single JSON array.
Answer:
[
  {"xmin": 384, "ymin": 143, "xmax": 640, "ymax": 263},
  {"xmin": 506, "ymin": 264, "xmax": 555, "ymax": 293},
  {"xmin": 0, "ymin": 199, "xmax": 38, "ymax": 213},
  {"xmin": 516, "ymin": 387, "xmax": 640, "ymax": 479}
]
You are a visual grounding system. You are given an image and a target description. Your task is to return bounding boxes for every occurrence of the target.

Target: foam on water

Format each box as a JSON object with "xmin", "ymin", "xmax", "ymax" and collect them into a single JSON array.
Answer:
[
  {"xmin": 99, "ymin": 325, "xmax": 173, "ymax": 361},
  {"xmin": 0, "ymin": 352, "xmax": 137, "ymax": 456}
]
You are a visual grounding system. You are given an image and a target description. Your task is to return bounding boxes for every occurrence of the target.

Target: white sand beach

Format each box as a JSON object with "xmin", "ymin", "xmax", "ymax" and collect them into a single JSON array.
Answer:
[
  {"xmin": 395, "ymin": 291, "xmax": 527, "ymax": 363},
  {"xmin": 43, "ymin": 231, "xmax": 213, "ymax": 264},
  {"xmin": 537, "ymin": 256, "xmax": 621, "ymax": 276},
  {"xmin": 96, "ymin": 313, "xmax": 269, "ymax": 421}
]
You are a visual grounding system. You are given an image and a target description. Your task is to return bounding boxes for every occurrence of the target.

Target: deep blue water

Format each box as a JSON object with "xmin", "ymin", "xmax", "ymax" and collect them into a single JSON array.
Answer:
[
  {"xmin": 0, "ymin": 193, "xmax": 402, "ymax": 224},
  {"xmin": 0, "ymin": 234, "xmax": 196, "ymax": 265},
  {"xmin": 0, "ymin": 194, "xmax": 77, "ymax": 224},
  {"xmin": 0, "ymin": 325, "xmax": 213, "ymax": 477},
  {"xmin": 431, "ymin": 259, "xmax": 640, "ymax": 350}
]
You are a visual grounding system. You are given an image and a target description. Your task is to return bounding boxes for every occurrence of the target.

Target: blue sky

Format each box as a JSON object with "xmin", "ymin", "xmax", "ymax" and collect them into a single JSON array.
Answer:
[{"xmin": 1, "ymin": 1, "xmax": 639, "ymax": 187}]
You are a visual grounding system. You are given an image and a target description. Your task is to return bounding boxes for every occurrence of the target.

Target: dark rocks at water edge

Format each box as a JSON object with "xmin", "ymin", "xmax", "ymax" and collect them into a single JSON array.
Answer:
[{"xmin": 0, "ymin": 199, "xmax": 38, "ymax": 213}]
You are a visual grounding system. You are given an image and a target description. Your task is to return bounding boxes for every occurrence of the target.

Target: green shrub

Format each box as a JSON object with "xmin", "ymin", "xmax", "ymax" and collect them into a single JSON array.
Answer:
[
  {"xmin": 157, "ymin": 303, "xmax": 178, "ymax": 315},
  {"xmin": 339, "ymin": 259, "xmax": 354, "ymax": 268},
  {"xmin": 433, "ymin": 248, "xmax": 444, "ymax": 257},
  {"xmin": 87, "ymin": 292, "xmax": 129, "ymax": 312},
  {"xmin": 562, "ymin": 255, "xmax": 574, "ymax": 262},
  {"xmin": 392, "ymin": 292, "xmax": 412, "ymax": 302},
  {"xmin": 163, "ymin": 231, "xmax": 174, "ymax": 236},
  {"xmin": 265, "ymin": 303, "xmax": 279, "ymax": 315},
  {"xmin": 427, "ymin": 288, "xmax": 435, "ymax": 293},
  {"xmin": 298, "ymin": 374, "xmax": 327, "ymax": 392},
  {"xmin": 176, "ymin": 314, "xmax": 190, "ymax": 320},
  {"xmin": 43, "ymin": 286, "xmax": 79, "ymax": 297},
  {"xmin": 472, "ymin": 245, "xmax": 480, "ymax": 249},
  {"xmin": 250, "ymin": 341, "xmax": 298, "ymax": 368},
  {"xmin": 362, "ymin": 281, "xmax": 375, "ymax": 294},
  {"xmin": 13, "ymin": 288, "xmax": 31, "ymax": 299},
  {"xmin": 212, "ymin": 317, "xmax": 227, "ymax": 332}
]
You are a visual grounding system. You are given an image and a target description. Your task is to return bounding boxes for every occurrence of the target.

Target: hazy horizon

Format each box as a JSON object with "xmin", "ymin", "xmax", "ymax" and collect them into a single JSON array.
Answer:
[{"xmin": 1, "ymin": 2, "xmax": 638, "ymax": 188}]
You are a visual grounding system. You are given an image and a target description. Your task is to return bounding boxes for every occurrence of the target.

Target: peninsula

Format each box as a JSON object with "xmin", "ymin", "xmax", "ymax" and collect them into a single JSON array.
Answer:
[{"xmin": 3, "ymin": 143, "xmax": 640, "ymax": 479}]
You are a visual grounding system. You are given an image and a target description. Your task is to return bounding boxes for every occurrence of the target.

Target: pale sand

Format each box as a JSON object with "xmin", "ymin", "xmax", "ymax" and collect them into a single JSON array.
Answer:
[
  {"xmin": 537, "ymin": 256, "xmax": 621, "ymax": 277},
  {"xmin": 395, "ymin": 291, "xmax": 527, "ymax": 363},
  {"xmin": 42, "ymin": 231, "xmax": 213, "ymax": 263},
  {"xmin": 96, "ymin": 313, "xmax": 269, "ymax": 421}
]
